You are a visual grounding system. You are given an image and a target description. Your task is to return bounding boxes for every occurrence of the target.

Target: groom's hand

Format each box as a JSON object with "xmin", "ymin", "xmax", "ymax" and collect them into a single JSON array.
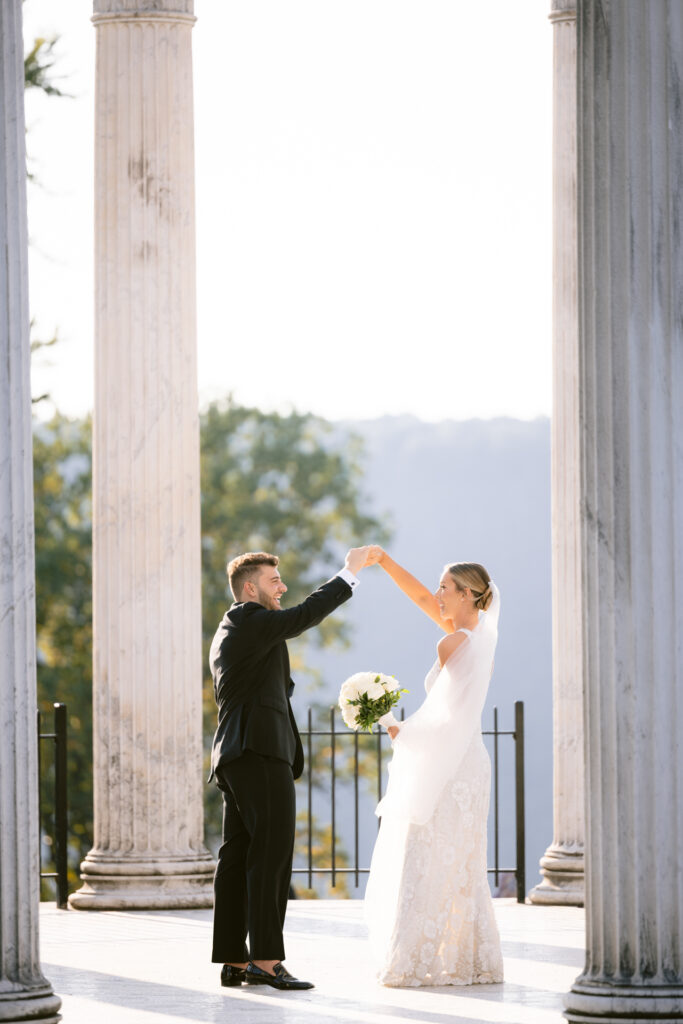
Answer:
[
  {"xmin": 344, "ymin": 546, "xmax": 370, "ymax": 575},
  {"xmin": 364, "ymin": 545, "xmax": 385, "ymax": 566}
]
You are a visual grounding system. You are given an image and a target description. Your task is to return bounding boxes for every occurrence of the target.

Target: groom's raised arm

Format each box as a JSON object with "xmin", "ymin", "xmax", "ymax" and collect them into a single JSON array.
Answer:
[{"xmin": 244, "ymin": 548, "xmax": 367, "ymax": 646}]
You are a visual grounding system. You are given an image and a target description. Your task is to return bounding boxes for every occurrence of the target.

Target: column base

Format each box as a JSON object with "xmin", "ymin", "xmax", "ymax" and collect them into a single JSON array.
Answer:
[
  {"xmin": 528, "ymin": 845, "xmax": 584, "ymax": 906},
  {"xmin": 565, "ymin": 978, "xmax": 683, "ymax": 1021},
  {"xmin": 69, "ymin": 851, "xmax": 215, "ymax": 910},
  {"xmin": 0, "ymin": 986, "xmax": 62, "ymax": 1023}
]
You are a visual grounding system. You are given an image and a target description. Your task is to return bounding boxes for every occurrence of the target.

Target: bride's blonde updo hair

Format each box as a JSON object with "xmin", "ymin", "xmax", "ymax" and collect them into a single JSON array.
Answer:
[{"xmin": 446, "ymin": 562, "xmax": 493, "ymax": 611}]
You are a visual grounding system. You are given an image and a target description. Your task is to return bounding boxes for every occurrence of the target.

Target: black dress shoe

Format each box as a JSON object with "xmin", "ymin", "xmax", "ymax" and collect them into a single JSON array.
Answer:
[
  {"xmin": 220, "ymin": 964, "xmax": 246, "ymax": 987},
  {"xmin": 245, "ymin": 962, "xmax": 314, "ymax": 990}
]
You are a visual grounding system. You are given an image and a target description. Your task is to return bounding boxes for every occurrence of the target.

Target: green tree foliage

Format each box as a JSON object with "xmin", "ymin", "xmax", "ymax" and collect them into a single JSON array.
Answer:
[
  {"xmin": 200, "ymin": 399, "xmax": 389, "ymax": 850},
  {"xmin": 293, "ymin": 813, "xmax": 351, "ymax": 899},
  {"xmin": 33, "ymin": 415, "xmax": 92, "ymax": 896},
  {"xmin": 24, "ymin": 35, "xmax": 65, "ymax": 97},
  {"xmin": 200, "ymin": 400, "xmax": 385, "ymax": 653},
  {"xmin": 33, "ymin": 401, "xmax": 389, "ymax": 890},
  {"xmin": 30, "ymin": 327, "xmax": 60, "ymax": 406}
]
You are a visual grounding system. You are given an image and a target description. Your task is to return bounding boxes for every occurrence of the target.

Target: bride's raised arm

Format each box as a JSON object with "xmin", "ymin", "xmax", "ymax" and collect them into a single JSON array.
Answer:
[{"xmin": 365, "ymin": 547, "xmax": 455, "ymax": 634}]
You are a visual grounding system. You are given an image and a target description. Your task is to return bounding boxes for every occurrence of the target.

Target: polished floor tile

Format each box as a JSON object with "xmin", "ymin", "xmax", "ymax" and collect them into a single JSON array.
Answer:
[{"xmin": 40, "ymin": 899, "xmax": 584, "ymax": 1024}]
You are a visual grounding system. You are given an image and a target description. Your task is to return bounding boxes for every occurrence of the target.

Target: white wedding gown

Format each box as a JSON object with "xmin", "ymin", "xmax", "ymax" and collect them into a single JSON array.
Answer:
[{"xmin": 364, "ymin": 609, "xmax": 504, "ymax": 988}]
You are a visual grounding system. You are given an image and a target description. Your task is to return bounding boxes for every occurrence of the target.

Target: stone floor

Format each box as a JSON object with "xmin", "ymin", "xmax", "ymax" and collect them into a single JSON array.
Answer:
[{"xmin": 40, "ymin": 899, "xmax": 584, "ymax": 1024}]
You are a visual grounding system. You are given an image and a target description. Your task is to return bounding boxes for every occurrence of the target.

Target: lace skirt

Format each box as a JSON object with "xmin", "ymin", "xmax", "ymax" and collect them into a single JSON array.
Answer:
[{"xmin": 365, "ymin": 736, "xmax": 504, "ymax": 987}]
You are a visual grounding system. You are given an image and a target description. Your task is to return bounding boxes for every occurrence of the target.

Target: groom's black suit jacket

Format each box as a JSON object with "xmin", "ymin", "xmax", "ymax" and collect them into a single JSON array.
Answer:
[{"xmin": 209, "ymin": 575, "xmax": 353, "ymax": 781}]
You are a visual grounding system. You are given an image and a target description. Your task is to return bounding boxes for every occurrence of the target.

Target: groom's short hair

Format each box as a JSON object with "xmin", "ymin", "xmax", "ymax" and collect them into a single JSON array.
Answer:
[{"xmin": 228, "ymin": 551, "xmax": 279, "ymax": 601}]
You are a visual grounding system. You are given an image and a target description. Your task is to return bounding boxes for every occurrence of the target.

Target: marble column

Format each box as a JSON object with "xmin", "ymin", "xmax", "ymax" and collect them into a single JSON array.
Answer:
[
  {"xmin": 69, "ymin": 0, "xmax": 214, "ymax": 909},
  {"xmin": 565, "ymin": 1, "xmax": 683, "ymax": 1019},
  {"xmin": 530, "ymin": 0, "xmax": 584, "ymax": 907},
  {"xmin": 0, "ymin": 2, "xmax": 62, "ymax": 1020}
]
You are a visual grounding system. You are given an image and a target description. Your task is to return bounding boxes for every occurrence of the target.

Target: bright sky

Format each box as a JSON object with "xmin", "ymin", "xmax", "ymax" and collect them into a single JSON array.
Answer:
[{"xmin": 24, "ymin": 0, "xmax": 552, "ymax": 423}]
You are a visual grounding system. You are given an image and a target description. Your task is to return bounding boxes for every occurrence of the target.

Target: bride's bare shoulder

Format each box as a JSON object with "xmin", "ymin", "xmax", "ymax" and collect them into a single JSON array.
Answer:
[{"xmin": 437, "ymin": 630, "xmax": 467, "ymax": 667}]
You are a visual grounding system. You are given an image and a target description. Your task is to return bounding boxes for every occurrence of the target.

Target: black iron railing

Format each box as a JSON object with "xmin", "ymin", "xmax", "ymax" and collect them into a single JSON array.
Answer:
[
  {"xmin": 35, "ymin": 699, "xmax": 525, "ymax": 906},
  {"xmin": 37, "ymin": 702, "xmax": 69, "ymax": 908},
  {"xmin": 487, "ymin": 701, "xmax": 525, "ymax": 899},
  {"xmin": 294, "ymin": 700, "xmax": 525, "ymax": 903}
]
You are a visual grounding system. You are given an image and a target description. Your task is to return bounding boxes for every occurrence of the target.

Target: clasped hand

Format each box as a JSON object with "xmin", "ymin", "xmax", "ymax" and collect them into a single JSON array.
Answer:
[
  {"xmin": 344, "ymin": 544, "xmax": 385, "ymax": 575},
  {"xmin": 364, "ymin": 545, "xmax": 385, "ymax": 566}
]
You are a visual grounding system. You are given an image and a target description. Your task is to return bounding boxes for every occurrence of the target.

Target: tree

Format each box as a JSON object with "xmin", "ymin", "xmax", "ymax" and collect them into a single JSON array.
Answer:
[
  {"xmin": 293, "ymin": 814, "xmax": 352, "ymax": 899},
  {"xmin": 200, "ymin": 399, "xmax": 390, "ymax": 851},
  {"xmin": 24, "ymin": 35, "xmax": 66, "ymax": 97},
  {"xmin": 200, "ymin": 399, "xmax": 386, "ymax": 657},
  {"xmin": 32, "ymin": 415, "xmax": 92, "ymax": 895},
  {"xmin": 33, "ymin": 401, "xmax": 389, "ymax": 888}
]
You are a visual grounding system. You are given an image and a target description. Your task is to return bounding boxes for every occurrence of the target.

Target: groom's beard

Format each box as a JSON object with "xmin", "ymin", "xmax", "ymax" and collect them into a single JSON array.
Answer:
[{"xmin": 255, "ymin": 587, "xmax": 282, "ymax": 611}]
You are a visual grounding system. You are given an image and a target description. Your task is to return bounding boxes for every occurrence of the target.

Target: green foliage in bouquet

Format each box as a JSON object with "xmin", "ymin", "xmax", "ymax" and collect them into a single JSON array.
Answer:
[{"xmin": 347, "ymin": 676, "xmax": 409, "ymax": 732}]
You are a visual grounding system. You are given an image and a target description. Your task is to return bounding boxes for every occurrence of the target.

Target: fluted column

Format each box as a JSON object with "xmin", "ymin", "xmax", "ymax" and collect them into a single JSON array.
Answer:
[
  {"xmin": 565, "ymin": 1, "xmax": 683, "ymax": 1019},
  {"xmin": 0, "ymin": 2, "xmax": 62, "ymax": 1020},
  {"xmin": 70, "ymin": 0, "xmax": 214, "ymax": 909},
  {"xmin": 530, "ymin": 0, "xmax": 584, "ymax": 907}
]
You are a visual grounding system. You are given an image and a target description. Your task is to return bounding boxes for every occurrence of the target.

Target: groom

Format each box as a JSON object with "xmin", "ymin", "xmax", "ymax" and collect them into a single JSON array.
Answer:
[{"xmin": 209, "ymin": 546, "xmax": 369, "ymax": 991}]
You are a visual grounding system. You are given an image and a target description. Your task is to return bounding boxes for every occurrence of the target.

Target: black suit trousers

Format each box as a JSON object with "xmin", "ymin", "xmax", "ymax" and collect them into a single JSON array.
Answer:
[{"xmin": 212, "ymin": 750, "xmax": 295, "ymax": 963}]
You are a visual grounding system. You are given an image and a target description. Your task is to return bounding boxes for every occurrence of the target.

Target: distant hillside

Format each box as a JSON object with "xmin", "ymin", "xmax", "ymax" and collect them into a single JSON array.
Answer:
[{"xmin": 292, "ymin": 415, "xmax": 553, "ymax": 897}]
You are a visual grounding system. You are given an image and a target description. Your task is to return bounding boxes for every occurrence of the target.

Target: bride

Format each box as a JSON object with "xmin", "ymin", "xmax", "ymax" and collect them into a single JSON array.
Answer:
[{"xmin": 363, "ymin": 548, "xmax": 504, "ymax": 988}]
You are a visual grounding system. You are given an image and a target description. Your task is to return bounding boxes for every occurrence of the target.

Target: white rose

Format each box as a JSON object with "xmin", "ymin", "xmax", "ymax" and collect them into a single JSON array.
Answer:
[
  {"xmin": 339, "ymin": 673, "xmax": 368, "ymax": 701},
  {"xmin": 341, "ymin": 705, "xmax": 358, "ymax": 729},
  {"xmin": 364, "ymin": 679, "xmax": 385, "ymax": 700}
]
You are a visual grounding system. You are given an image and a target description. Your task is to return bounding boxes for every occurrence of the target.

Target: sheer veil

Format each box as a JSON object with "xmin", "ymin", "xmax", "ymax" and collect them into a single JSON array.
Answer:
[{"xmin": 375, "ymin": 582, "xmax": 500, "ymax": 827}]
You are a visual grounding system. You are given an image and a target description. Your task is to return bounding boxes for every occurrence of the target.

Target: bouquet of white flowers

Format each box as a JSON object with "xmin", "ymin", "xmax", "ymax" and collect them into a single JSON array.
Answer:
[{"xmin": 338, "ymin": 672, "xmax": 408, "ymax": 732}]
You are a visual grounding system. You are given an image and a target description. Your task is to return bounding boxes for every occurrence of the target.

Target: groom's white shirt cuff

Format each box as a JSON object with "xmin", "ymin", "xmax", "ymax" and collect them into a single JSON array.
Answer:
[{"xmin": 337, "ymin": 567, "xmax": 359, "ymax": 591}]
